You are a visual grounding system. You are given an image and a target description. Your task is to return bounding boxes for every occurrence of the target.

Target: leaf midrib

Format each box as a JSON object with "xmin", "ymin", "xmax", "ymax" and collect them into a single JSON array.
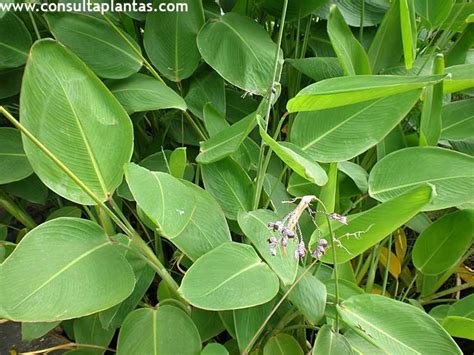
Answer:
[{"xmin": 11, "ymin": 242, "xmax": 109, "ymax": 310}]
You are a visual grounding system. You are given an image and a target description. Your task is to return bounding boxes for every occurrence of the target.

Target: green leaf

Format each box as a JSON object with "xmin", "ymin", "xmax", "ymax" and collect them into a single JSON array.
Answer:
[
  {"xmin": 259, "ymin": 0, "xmax": 327, "ymax": 21},
  {"xmin": 20, "ymin": 39, "xmax": 133, "ymax": 205},
  {"xmin": 197, "ymin": 13, "xmax": 282, "ymax": 95},
  {"xmin": 169, "ymin": 147, "xmax": 187, "ymax": 179},
  {"xmin": 338, "ymin": 294, "xmax": 462, "ymax": 354},
  {"xmin": 337, "ymin": 161, "xmax": 368, "ymax": 193},
  {"xmin": 368, "ymin": 147, "xmax": 474, "ymax": 210},
  {"xmin": 400, "ymin": 0, "xmax": 417, "ymax": 69},
  {"xmin": 144, "ymin": 0, "xmax": 204, "ymax": 81},
  {"xmin": 238, "ymin": 210, "xmax": 298, "ymax": 286},
  {"xmin": 108, "ymin": 73, "xmax": 187, "ymax": 114},
  {"xmin": 46, "ymin": 13, "xmax": 142, "ymax": 79},
  {"xmin": 412, "ymin": 210, "xmax": 474, "ymax": 275},
  {"xmin": 290, "ymin": 90, "xmax": 421, "ymax": 162},
  {"xmin": 442, "ymin": 316, "xmax": 474, "ymax": 341},
  {"xmin": 99, "ymin": 235, "xmax": 155, "ymax": 330},
  {"xmin": 368, "ymin": 0, "xmax": 403, "ymax": 74},
  {"xmin": 185, "ymin": 70, "xmax": 226, "ymax": 120},
  {"xmin": 22, "ymin": 321, "xmax": 60, "ymax": 342},
  {"xmin": 74, "ymin": 313, "xmax": 115, "ymax": 355},
  {"xmin": 117, "ymin": 306, "xmax": 201, "ymax": 355},
  {"xmin": 312, "ymin": 325, "xmax": 353, "ymax": 355},
  {"xmin": 415, "ymin": 0, "xmax": 454, "ymax": 29},
  {"xmin": 191, "ymin": 308, "xmax": 225, "ymax": 342},
  {"xmin": 286, "ymin": 57, "xmax": 343, "ymax": 82},
  {"xmin": 317, "ymin": 0, "xmax": 388, "ymax": 27},
  {"xmin": 0, "ymin": 218, "xmax": 135, "ymax": 322},
  {"xmin": 444, "ymin": 64, "xmax": 474, "ymax": 94},
  {"xmin": 327, "ymin": 5, "xmax": 371, "ymax": 76},
  {"xmin": 259, "ymin": 125, "xmax": 328, "ymax": 186},
  {"xmin": 201, "ymin": 158, "xmax": 254, "ymax": 220},
  {"xmin": 284, "ymin": 267, "xmax": 327, "ymax": 324},
  {"xmin": 263, "ymin": 333, "xmax": 304, "ymax": 355},
  {"xmin": 234, "ymin": 301, "xmax": 274, "ymax": 353},
  {"xmin": 321, "ymin": 184, "xmax": 434, "ymax": 264},
  {"xmin": 125, "ymin": 163, "xmax": 231, "ymax": 261},
  {"xmin": 0, "ymin": 12, "xmax": 31, "ymax": 69},
  {"xmin": 196, "ymin": 112, "xmax": 257, "ymax": 164},
  {"xmin": 441, "ymin": 99, "xmax": 474, "ymax": 141},
  {"xmin": 202, "ymin": 343, "xmax": 229, "ymax": 355},
  {"xmin": 179, "ymin": 242, "xmax": 280, "ymax": 310},
  {"xmin": 419, "ymin": 54, "xmax": 445, "ymax": 146},
  {"xmin": 287, "ymin": 75, "xmax": 443, "ymax": 112},
  {"xmin": 0, "ymin": 67, "xmax": 23, "ymax": 99},
  {"xmin": 0, "ymin": 128, "xmax": 33, "ymax": 184}
]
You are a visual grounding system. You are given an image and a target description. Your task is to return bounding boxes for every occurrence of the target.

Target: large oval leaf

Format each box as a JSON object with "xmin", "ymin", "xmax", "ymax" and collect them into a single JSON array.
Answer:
[
  {"xmin": 179, "ymin": 242, "xmax": 280, "ymax": 310},
  {"xmin": 412, "ymin": 210, "xmax": 474, "ymax": 275},
  {"xmin": 338, "ymin": 294, "xmax": 462, "ymax": 354},
  {"xmin": 321, "ymin": 184, "xmax": 434, "ymax": 264},
  {"xmin": 108, "ymin": 73, "xmax": 187, "ymax": 114},
  {"xmin": 0, "ymin": 127, "xmax": 33, "ymax": 184},
  {"xmin": 238, "ymin": 209, "xmax": 298, "ymax": 286},
  {"xmin": 46, "ymin": 13, "xmax": 142, "ymax": 79},
  {"xmin": 291, "ymin": 90, "xmax": 421, "ymax": 163},
  {"xmin": 117, "ymin": 306, "xmax": 201, "ymax": 355},
  {"xmin": 144, "ymin": 0, "xmax": 204, "ymax": 81},
  {"xmin": 197, "ymin": 13, "xmax": 282, "ymax": 95},
  {"xmin": 287, "ymin": 75, "xmax": 442, "ymax": 112},
  {"xmin": 369, "ymin": 147, "xmax": 474, "ymax": 210},
  {"xmin": 201, "ymin": 157, "xmax": 254, "ymax": 220},
  {"xmin": 0, "ymin": 12, "xmax": 31, "ymax": 69},
  {"xmin": 20, "ymin": 39, "xmax": 133, "ymax": 204},
  {"xmin": 125, "ymin": 163, "xmax": 231, "ymax": 261},
  {"xmin": 0, "ymin": 218, "xmax": 135, "ymax": 322},
  {"xmin": 440, "ymin": 99, "xmax": 474, "ymax": 141}
]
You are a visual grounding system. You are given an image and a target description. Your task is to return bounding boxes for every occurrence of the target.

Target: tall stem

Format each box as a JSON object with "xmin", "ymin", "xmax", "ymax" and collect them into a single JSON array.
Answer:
[
  {"xmin": 253, "ymin": 0, "xmax": 289, "ymax": 209},
  {"xmin": 0, "ymin": 190, "xmax": 37, "ymax": 230}
]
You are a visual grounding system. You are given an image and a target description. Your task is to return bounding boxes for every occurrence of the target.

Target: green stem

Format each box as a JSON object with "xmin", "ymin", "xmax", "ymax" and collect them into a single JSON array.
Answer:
[
  {"xmin": 326, "ymin": 213, "xmax": 340, "ymax": 333},
  {"xmin": 365, "ymin": 243, "xmax": 381, "ymax": 293},
  {"xmin": 28, "ymin": 12, "xmax": 41, "ymax": 40},
  {"xmin": 253, "ymin": 0, "xmax": 289, "ymax": 209},
  {"xmin": 419, "ymin": 281, "xmax": 474, "ymax": 304},
  {"xmin": 382, "ymin": 236, "xmax": 392, "ymax": 296},
  {"xmin": 0, "ymin": 106, "xmax": 184, "ymax": 303},
  {"xmin": 242, "ymin": 259, "xmax": 319, "ymax": 355},
  {"xmin": 359, "ymin": 0, "xmax": 365, "ymax": 42},
  {"xmin": 0, "ymin": 190, "xmax": 37, "ymax": 230}
]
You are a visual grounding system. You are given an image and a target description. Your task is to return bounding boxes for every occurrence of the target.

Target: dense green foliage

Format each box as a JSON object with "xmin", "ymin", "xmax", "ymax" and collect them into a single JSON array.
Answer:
[{"xmin": 0, "ymin": 0, "xmax": 473, "ymax": 353}]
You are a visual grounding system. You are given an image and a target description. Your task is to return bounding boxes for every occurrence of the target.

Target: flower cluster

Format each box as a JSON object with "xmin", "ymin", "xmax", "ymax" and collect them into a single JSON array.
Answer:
[{"xmin": 266, "ymin": 196, "xmax": 349, "ymax": 261}]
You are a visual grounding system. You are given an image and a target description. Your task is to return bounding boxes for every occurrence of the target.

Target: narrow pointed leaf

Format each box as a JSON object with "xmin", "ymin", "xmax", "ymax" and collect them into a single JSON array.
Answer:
[
  {"xmin": 260, "ymin": 125, "xmax": 328, "ymax": 186},
  {"xmin": 327, "ymin": 5, "xmax": 371, "ymax": 76},
  {"xmin": 321, "ymin": 184, "xmax": 434, "ymax": 264},
  {"xmin": 412, "ymin": 210, "xmax": 474, "ymax": 275},
  {"xmin": 369, "ymin": 147, "xmax": 474, "ymax": 210},
  {"xmin": 338, "ymin": 294, "xmax": 462, "ymax": 354},
  {"xmin": 291, "ymin": 90, "xmax": 421, "ymax": 162},
  {"xmin": 287, "ymin": 75, "xmax": 443, "ymax": 112}
]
